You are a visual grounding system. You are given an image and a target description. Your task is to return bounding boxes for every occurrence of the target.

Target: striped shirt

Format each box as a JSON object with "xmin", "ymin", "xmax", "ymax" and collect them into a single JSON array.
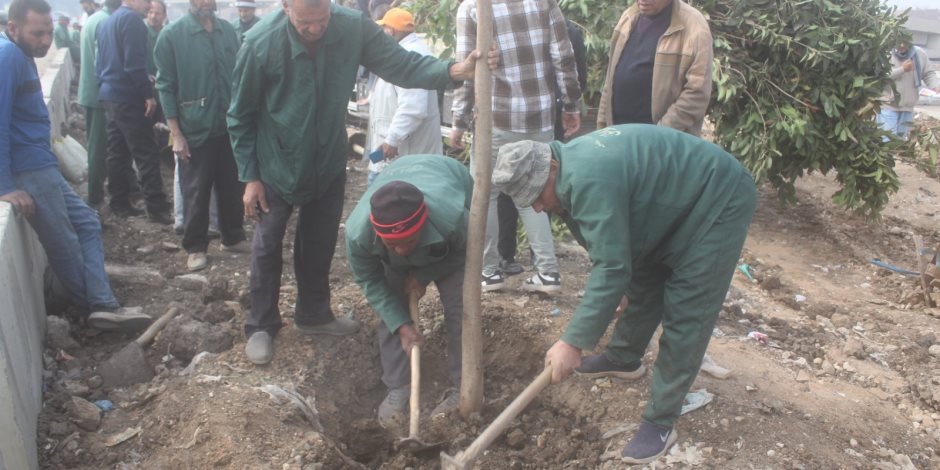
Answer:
[{"xmin": 452, "ymin": 0, "xmax": 582, "ymax": 134}]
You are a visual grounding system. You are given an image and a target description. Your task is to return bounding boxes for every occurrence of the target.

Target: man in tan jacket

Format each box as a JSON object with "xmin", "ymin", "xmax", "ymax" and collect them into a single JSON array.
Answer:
[{"xmin": 597, "ymin": 0, "xmax": 712, "ymax": 136}]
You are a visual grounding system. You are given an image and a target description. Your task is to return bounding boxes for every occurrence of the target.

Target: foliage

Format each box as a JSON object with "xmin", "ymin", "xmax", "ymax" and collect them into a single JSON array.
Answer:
[{"xmin": 408, "ymin": 0, "xmax": 915, "ymax": 218}]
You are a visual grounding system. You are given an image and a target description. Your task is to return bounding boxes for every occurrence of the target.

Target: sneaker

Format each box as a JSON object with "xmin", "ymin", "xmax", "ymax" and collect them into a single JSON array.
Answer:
[
  {"xmin": 499, "ymin": 259, "xmax": 525, "ymax": 276},
  {"xmin": 620, "ymin": 421, "xmax": 677, "ymax": 464},
  {"xmin": 378, "ymin": 386, "xmax": 410, "ymax": 428},
  {"xmin": 294, "ymin": 317, "xmax": 360, "ymax": 336},
  {"xmin": 148, "ymin": 210, "xmax": 174, "ymax": 226},
  {"xmin": 481, "ymin": 272, "xmax": 506, "ymax": 292},
  {"xmin": 111, "ymin": 204, "xmax": 143, "ymax": 218},
  {"xmin": 575, "ymin": 354, "xmax": 646, "ymax": 380},
  {"xmin": 187, "ymin": 252, "xmax": 208, "ymax": 271},
  {"xmin": 430, "ymin": 387, "xmax": 460, "ymax": 417},
  {"xmin": 522, "ymin": 272, "xmax": 561, "ymax": 293},
  {"xmin": 87, "ymin": 306, "xmax": 152, "ymax": 333},
  {"xmin": 220, "ymin": 240, "xmax": 250, "ymax": 253},
  {"xmin": 245, "ymin": 331, "xmax": 273, "ymax": 365}
]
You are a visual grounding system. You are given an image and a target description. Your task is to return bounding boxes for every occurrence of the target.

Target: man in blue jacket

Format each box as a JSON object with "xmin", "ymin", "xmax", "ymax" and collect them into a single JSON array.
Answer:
[
  {"xmin": 1, "ymin": 0, "xmax": 151, "ymax": 332},
  {"xmin": 96, "ymin": 0, "xmax": 172, "ymax": 223}
]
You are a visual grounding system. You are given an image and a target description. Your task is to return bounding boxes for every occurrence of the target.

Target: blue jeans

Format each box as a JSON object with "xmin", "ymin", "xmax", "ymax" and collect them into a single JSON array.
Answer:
[
  {"xmin": 877, "ymin": 108, "xmax": 914, "ymax": 139},
  {"xmin": 14, "ymin": 166, "xmax": 119, "ymax": 312}
]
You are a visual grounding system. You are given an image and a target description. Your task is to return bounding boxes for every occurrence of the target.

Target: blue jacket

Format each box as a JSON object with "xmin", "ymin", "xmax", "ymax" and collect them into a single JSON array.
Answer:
[
  {"xmin": 96, "ymin": 6, "xmax": 153, "ymax": 104},
  {"xmin": 0, "ymin": 33, "xmax": 58, "ymax": 195}
]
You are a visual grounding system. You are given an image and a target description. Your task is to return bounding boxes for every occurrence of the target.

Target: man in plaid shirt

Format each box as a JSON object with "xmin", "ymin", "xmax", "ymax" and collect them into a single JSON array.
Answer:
[{"xmin": 450, "ymin": 0, "xmax": 582, "ymax": 294}]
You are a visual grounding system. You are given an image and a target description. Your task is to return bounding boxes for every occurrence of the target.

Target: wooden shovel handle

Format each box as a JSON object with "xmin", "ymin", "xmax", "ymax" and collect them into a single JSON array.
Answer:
[
  {"xmin": 408, "ymin": 291, "xmax": 421, "ymax": 438},
  {"xmin": 458, "ymin": 366, "xmax": 553, "ymax": 464},
  {"xmin": 135, "ymin": 306, "xmax": 180, "ymax": 347}
]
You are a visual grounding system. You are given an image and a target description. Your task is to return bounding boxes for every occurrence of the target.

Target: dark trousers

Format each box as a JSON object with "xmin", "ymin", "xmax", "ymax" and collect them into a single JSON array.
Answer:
[
  {"xmin": 496, "ymin": 192, "xmax": 518, "ymax": 262},
  {"xmin": 102, "ymin": 100, "xmax": 169, "ymax": 214},
  {"xmin": 180, "ymin": 134, "xmax": 245, "ymax": 253},
  {"xmin": 377, "ymin": 267, "xmax": 463, "ymax": 389},
  {"xmin": 245, "ymin": 174, "xmax": 346, "ymax": 337}
]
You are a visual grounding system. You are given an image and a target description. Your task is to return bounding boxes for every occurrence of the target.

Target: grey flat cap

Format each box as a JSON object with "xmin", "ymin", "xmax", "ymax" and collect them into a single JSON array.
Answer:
[{"xmin": 492, "ymin": 141, "xmax": 552, "ymax": 208}]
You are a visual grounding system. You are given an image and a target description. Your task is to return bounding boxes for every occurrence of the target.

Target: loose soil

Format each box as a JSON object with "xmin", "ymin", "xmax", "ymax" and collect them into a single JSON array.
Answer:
[{"xmin": 35, "ymin": 106, "xmax": 940, "ymax": 469}]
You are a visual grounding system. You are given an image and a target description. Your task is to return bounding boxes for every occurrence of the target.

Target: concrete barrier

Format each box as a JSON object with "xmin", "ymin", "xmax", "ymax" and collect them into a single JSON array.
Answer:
[{"xmin": 0, "ymin": 47, "xmax": 72, "ymax": 470}]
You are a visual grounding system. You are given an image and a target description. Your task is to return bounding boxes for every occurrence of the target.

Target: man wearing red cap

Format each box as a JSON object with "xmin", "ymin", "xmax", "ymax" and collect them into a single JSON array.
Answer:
[
  {"xmin": 345, "ymin": 155, "xmax": 471, "ymax": 427},
  {"xmin": 365, "ymin": 7, "xmax": 442, "ymax": 186}
]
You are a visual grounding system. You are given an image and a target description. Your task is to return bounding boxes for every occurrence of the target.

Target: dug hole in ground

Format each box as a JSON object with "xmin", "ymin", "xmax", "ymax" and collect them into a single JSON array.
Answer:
[{"xmin": 36, "ymin": 100, "xmax": 940, "ymax": 469}]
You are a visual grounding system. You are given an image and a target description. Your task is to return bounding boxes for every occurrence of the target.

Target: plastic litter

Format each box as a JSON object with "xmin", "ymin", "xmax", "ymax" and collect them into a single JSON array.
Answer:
[
  {"xmin": 550, "ymin": 307, "xmax": 561, "ymax": 316},
  {"xmin": 794, "ymin": 294, "xmax": 807, "ymax": 303},
  {"xmin": 747, "ymin": 331, "xmax": 769, "ymax": 345},
  {"xmin": 737, "ymin": 264, "xmax": 755, "ymax": 281},
  {"xmin": 52, "ymin": 135, "xmax": 88, "ymax": 183},
  {"xmin": 869, "ymin": 259, "xmax": 919, "ymax": 277},
  {"xmin": 680, "ymin": 389, "xmax": 714, "ymax": 415},
  {"xmin": 179, "ymin": 351, "xmax": 216, "ymax": 376},
  {"xmin": 94, "ymin": 400, "xmax": 114, "ymax": 412}
]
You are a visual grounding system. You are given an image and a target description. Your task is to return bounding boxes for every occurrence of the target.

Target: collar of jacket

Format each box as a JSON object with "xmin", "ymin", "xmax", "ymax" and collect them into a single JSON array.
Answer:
[
  {"xmin": 183, "ymin": 12, "xmax": 225, "ymax": 36},
  {"xmin": 287, "ymin": 4, "xmax": 343, "ymax": 59}
]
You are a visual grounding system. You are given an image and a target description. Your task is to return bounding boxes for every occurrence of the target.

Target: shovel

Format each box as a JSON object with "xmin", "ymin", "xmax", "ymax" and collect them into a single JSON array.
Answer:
[
  {"xmin": 395, "ymin": 292, "xmax": 444, "ymax": 454},
  {"xmin": 441, "ymin": 365, "xmax": 553, "ymax": 469},
  {"xmin": 97, "ymin": 306, "xmax": 181, "ymax": 388}
]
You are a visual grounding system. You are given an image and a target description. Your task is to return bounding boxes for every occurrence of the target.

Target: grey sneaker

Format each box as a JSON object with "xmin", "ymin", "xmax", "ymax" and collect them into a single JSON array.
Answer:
[
  {"xmin": 294, "ymin": 317, "xmax": 360, "ymax": 336},
  {"xmin": 87, "ymin": 306, "xmax": 152, "ymax": 333},
  {"xmin": 187, "ymin": 252, "xmax": 208, "ymax": 271},
  {"xmin": 378, "ymin": 386, "xmax": 410, "ymax": 428},
  {"xmin": 621, "ymin": 421, "xmax": 677, "ymax": 464},
  {"xmin": 220, "ymin": 240, "xmax": 250, "ymax": 253},
  {"xmin": 430, "ymin": 387, "xmax": 459, "ymax": 417},
  {"xmin": 245, "ymin": 331, "xmax": 273, "ymax": 365},
  {"xmin": 575, "ymin": 354, "xmax": 646, "ymax": 380}
]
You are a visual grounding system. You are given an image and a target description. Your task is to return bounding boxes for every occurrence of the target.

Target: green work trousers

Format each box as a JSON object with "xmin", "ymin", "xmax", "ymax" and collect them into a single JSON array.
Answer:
[
  {"xmin": 84, "ymin": 106, "xmax": 108, "ymax": 206},
  {"xmin": 604, "ymin": 173, "xmax": 756, "ymax": 428}
]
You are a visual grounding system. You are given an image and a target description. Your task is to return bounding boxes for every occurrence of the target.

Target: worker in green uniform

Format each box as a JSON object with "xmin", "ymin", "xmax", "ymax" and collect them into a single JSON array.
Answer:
[
  {"xmin": 155, "ymin": 0, "xmax": 247, "ymax": 272},
  {"xmin": 346, "ymin": 155, "xmax": 470, "ymax": 427},
  {"xmin": 144, "ymin": 0, "xmax": 165, "ymax": 76},
  {"xmin": 227, "ymin": 0, "xmax": 489, "ymax": 366},
  {"xmin": 232, "ymin": 0, "xmax": 260, "ymax": 44},
  {"xmin": 53, "ymin": 14, "xmax": 78, "ymax": 61},
  {"xmin": 492, "ymin": 124, "xmax": 756, "ymax": 464},
  {"xmin": 77, "ymin": 0, "xmax": 120, "ymax": 207}
]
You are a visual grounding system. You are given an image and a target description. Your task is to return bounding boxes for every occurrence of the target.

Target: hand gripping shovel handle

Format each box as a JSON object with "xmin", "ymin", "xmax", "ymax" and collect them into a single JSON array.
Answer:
[{"xmin": 408, "ymin": 292, "xmax": 421, "ymax": 439}]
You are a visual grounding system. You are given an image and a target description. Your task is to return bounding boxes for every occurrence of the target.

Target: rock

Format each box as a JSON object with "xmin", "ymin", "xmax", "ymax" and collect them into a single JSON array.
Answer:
[
  {"xmin": 203, "ymin": 278, "xmax": 238, "ymax": 303},
  {"xmin": 136, "ymin": 245, "xmax": 155, "ymax": 255},
  {"xmin": 193, "ymin": 301, "xmax": 239, "ymax": 324},
  {"xmin": 796, "ymin": 370, "xmax": 812, "ymax": 383},
  {"xmin": 916, "ymin": 333, "xmax": 936, "ymax": 349},
  {"xmin": 175, "ymin": 273, "xmax": 209, "ymax": 291},
  {"xmin": 843, "ymin": 338, "xmax": 865, "ymax": 359},
  {"xmin": 161, "ymin": 242, "xmax": 181, "ymax": 252},
  {"xmin": 62, "ymin": 380, "xmax": 90, "ymax": 397},
  {"xmin": 49, "ymin": 421, "xmax": 70, "ymax": 436},
  {"xmin": 506, "ymin": 429, "xmax": 526, "ymax": 449},
  {"xmin": 831, "ymin": 313, "xmax": 852, "ymax": 329},
  {"xmin": 87, "ymin": 375, "xmax": 103, "ymax": 389},
  {"xmin": 929, "ymin": 345, "xmax": 940, "ymax": 358},
  {"xmin": 97, "ymin": 344, "xmax": 154, "ymax": 388},
  {"xmin": 820, "ymin": 360, "xmax": 835, "ymax": 375},
  {"xmin": 46, "ymin": 316, "xmax": 79, "ymax": 351},
  {"xmin": 154, "ymin": 317, "xmax": 235, "ymax": 361},
  {"xmin": 105, "ymin": 264, "xmax": 165, "ymax": 287},
  {"xmin": 67, "ymin": 396, "xmax": 101, "ymax": 431}
]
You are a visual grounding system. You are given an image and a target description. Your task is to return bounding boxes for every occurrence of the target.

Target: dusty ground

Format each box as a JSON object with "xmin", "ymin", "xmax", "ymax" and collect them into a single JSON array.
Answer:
[{"xmin": 34, "ymin": 107, "xmax": 940, "ymax": 469}]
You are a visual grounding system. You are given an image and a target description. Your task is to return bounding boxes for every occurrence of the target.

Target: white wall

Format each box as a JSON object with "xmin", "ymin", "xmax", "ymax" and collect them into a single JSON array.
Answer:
[{"xmin": 0, "ymin": 47, "xmax": 72, "ymax": 470}]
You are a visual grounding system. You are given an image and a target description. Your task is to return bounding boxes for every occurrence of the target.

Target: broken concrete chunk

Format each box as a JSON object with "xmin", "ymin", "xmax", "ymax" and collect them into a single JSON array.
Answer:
[{"xmin": 67, "ymin": 396, "xmax": 101, "ymax": 431}]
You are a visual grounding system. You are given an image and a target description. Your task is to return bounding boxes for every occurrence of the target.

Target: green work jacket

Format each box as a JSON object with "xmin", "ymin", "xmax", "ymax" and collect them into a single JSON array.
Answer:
[
  {"xmin": 53, "ymin": 24, "xmax": 73, "ymax": 49},
  {"xmin": 232, "ymin": 15, "xmax": 260, "ymax": 44},
  {"xmin": 77, "ymin": 9, "xmax": 110, "ymax": 108},
  {"xmin": 154, "ymin": 14, "xmax": 238, "ymax": 148},
  {"xmin": 345, "ymin": 155, "xmax": 472, "ymax": 334},
  {"xmin": 552, "ymin": 124, "xmax": 753, "ymax": 350},
  {"xmin": 227, "ymin": 5, "xmax": 457, "ymax": 206}
]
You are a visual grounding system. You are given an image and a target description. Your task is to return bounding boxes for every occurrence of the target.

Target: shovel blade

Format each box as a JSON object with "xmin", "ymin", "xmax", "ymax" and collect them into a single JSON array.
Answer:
[
  {"xmin": 396, "ymin": 435, "xmax": 444, "ymax": 456},
  {"xmin": 440, "ymin": 450, "xmax": 466, "ymax": 470}
]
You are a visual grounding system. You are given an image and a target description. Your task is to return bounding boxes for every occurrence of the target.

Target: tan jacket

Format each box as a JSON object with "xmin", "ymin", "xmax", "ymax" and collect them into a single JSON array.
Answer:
[{"xmin": 597, "ymin": 0, "xmax": 713, "ymax": 136}]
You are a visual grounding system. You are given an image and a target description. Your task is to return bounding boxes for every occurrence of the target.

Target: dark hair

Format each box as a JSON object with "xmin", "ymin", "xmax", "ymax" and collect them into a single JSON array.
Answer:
[
  {"xmin": 9, "ymin": 0, "xmax": 51, "ymax": 23},
  {"xmin": 151, "ymin": 0, "xmax": 166, "ymax": 13},
  {"xmin": 104, "ymin": 0, "xmax": 121, "ymax": 10}
]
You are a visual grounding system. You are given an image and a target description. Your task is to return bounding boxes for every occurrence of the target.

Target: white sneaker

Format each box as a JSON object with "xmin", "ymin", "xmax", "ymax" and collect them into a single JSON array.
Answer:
[
  {"xmin": 481, "ymin": 272, "xmax": 506, "ymax": 292},
  {"xmin": 522, "ymin": 272, "xmax": 561, "ymax": 293},
  {"xmin": 378, "ymin": 386, "xmax": 410, "ymax": 428}
]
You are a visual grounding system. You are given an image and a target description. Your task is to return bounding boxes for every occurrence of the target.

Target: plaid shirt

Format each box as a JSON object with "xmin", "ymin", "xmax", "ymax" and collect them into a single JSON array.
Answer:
[{"xmin": 453, "ymin": 0, "xmax": 582, "ymax": 134}]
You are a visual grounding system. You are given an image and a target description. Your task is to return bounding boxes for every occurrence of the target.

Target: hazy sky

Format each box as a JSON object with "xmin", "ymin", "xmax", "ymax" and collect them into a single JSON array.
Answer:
[{"xmin": 884, "ymin": 0, "xmax": 939, "ymax": 9}]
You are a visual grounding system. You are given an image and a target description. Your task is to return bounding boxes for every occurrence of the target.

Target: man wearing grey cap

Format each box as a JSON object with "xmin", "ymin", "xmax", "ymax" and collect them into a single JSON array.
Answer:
[
  {"xmin": 232, "ymin": 0, "xmax": 259, "ymax": 44},
  {"xmin": 492, "ymin": 124, "xmax": 755, "ymax": 464}
]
